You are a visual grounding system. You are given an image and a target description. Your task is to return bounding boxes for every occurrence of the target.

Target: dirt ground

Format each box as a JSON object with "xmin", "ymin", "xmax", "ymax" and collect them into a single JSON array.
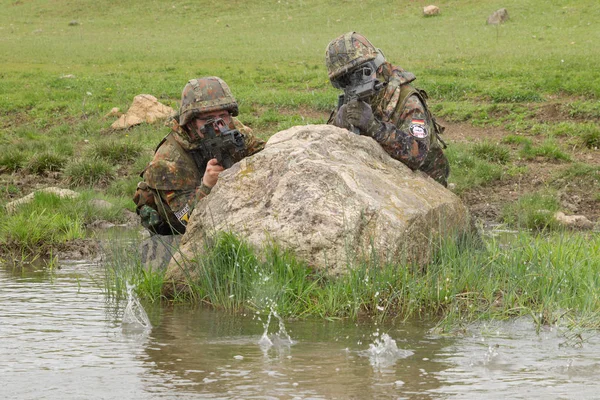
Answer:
[{"xmin": 442, "ymin": 120, "xmax": 599, "ymax": 224}]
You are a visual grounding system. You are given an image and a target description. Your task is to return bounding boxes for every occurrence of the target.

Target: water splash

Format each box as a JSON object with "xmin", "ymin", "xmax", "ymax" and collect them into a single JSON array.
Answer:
[
  {"xmin": 364, "ymin": 333, "xmax": 413, "ymax": 369},
  {"xmin": 121, "ymin": 282, "xmax": 152, "ymax": 333},
  {"xmin": 258, "ymin": 307, "xmax": 294, "ymax": 350}
]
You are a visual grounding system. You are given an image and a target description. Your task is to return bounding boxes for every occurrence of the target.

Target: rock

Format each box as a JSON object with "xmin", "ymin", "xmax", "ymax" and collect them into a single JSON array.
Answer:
[
  {"xmin": 141, "ymin": 235, "xmax": 181, "ymax": 271},
  {"xmin": 5, "ymin": 187, "xmax": 79, "ymax": 213},
  {"xmin": 105, "ymin": 107, "xmax": 121, "ymax": 117},
  {"xmin": 164, "ymin": 125, "xmax": 471, "ymax": 294},
  {"xmin": 111, "ymin": 94, "xmax": 175, "ymax": 130},
  {"xmin": 423, "ymin": 5, "xmax": 440, "ymax": 16},
  {"xmin": 87, "ymin": 220, "xmax": 116, "ymax": 230},
  {"xmin": 487, "ymin": 8, "xmax": 509, "ymax": 25},
  {"xmin": 554, "ymin": 212, "xmax": 594, "ymax": 230},
  {"xmin": 122, "ymin": 209, "xmax": 140, "ymax": 227}
]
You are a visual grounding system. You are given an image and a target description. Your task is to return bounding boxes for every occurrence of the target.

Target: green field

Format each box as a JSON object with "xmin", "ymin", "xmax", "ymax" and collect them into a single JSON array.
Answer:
[
  {"xmin": 2, "ymin": 0, "xmax": 598, "ymax": 128},
  {"xmin": 1, "ymin": 0, "xmax": 600, "ymax": 326}
]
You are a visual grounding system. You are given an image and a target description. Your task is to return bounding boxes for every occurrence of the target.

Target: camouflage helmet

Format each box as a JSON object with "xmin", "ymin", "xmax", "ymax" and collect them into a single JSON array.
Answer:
[
  {"xmin": 325, "ymin": 32, "xmax": 386, "ymax": 86},
  {"xmin": 179, "ymin": 77, "xmax": 239, "ymax": 126}
]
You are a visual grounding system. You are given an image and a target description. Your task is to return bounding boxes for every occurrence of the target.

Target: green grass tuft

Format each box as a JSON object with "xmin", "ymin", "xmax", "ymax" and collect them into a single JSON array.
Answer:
[
  {"xmin": 64, "ymin": 159, "xmax": 116, "ymax": 187},
  {"xmin": 472, "ymin": 142, "xmax": 511, "ymax": 164},
  {"xmin": 25, "ymin": 152, "xmax": 67, "ymax": 174},
  {"xmin": 582, "ymin": 127, "xmax": 600, "ymax": 149},
  {"xmin": 447, "ymin": 143, "xmax": 504, "ymax": 192},
  {"xmin": 107, "ymin": 176, "xmax": 140, "ymax": 199},
  {"xmin": 502, "ymin": 134, "xmax": 533, "ymax": 146},
  {"xmin": 88, "ymin": 141, "xmax": 144, "ymax": 163},
  {"xmin": 103, "ymin": 230, "xmax": 600, "ymax": 330},
  {"xmin": 520, "ymin": 140, "xmax": 571, "ymax": 162},
  {"xmin": 501, "ymin": 192, "xmax": 561, "ymax": 231},
  {"xmin": 0, "ymin": 190, "xmax": 132, "ymax": 255},
  {"xmin": 0, "ymin": 152, "xmax": 27, "ymax": 172}
]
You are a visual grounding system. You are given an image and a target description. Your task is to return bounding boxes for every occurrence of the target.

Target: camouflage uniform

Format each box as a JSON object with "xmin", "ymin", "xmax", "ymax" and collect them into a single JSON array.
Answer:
[
  {"xmin": 326, "ymin": 32, "xmax": 450, "ymax": 186},
  {"xmin": 133, "ymin": 77, "xmax": 265, "ymax": 235}
]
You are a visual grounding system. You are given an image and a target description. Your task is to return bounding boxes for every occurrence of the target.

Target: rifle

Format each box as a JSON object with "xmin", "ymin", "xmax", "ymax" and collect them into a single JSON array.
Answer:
[
  {"xmin": 197, "ymin": 118, "xmax": 245, "ymax": 169},
  {"xmin": 337, "ymin": 64, "xmax": 386, "ymax": 134}
]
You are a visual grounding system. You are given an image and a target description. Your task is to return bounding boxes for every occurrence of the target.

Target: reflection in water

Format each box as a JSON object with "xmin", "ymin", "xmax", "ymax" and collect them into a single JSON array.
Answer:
[{"xmin": 2, "ymin": 261, "xmax": 600, "ymax": 399}]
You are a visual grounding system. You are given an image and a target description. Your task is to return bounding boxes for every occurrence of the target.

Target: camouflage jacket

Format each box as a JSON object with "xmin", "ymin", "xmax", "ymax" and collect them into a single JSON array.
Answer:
[
  {"xmin": 137, "ymin": 117, "xmax": 265, "ymax": 234},
  {"xmin": 329, "ymin": 61, "xmax": 449, "ymax": 186}
]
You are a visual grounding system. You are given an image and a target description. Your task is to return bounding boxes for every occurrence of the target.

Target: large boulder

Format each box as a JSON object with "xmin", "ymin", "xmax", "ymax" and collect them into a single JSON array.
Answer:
[
  {"xmin": 164, "ymin": 125, "xmax": 471, "ymax": 293},
  {"xmin": 111, "ymin": 94, "xmax": 174, "ymax": 130}
]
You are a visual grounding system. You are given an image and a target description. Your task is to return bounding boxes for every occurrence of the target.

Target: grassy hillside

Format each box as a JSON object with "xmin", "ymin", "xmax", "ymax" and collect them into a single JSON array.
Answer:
[
  {"xmin": 0, "ymin": 0, "xmax": 599, "ymax": 254},
  {"xmin": 2, "ymin": 0, "xmax": 598, "ymax": 115}
]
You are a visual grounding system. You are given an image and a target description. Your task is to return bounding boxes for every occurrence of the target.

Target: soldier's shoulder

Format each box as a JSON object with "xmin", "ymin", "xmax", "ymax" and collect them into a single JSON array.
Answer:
[{"xmin": 232, "ymin": 117, "xmax": 253, "ymax": 135}]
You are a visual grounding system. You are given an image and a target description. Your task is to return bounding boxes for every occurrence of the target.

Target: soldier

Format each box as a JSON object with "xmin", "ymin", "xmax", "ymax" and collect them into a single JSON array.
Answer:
[
  {"xmin": 133, "ymin": 77, "xmax": 265, "ymax": 235},
  {"xmin": 325, "ymin": 32, "xmax": 450, "ymax": 187}
]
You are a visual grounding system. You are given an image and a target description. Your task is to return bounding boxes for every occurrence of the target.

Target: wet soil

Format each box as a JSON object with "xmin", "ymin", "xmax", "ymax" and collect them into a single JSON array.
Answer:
[{"xmin": 442, "ymin": 120, "xmax": 599, "ymax": 224}]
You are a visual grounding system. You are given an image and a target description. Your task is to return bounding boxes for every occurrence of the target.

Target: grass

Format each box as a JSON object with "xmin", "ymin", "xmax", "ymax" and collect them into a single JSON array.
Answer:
[
  {"xmin": 87, "ymin": 141, "xmax": 144, "ymax": 163},
  {"xmin": 0, "ymin": 190, "xmax": 133, "ymax": 255},
  {"xmin": 0, "ymin": 152, "xmax": 27, "ymax": 172},
  {"xmin": 1, "ymin": 0, "xmax": 599, "ymax": 325},
  {"xmin": 520, "ymin": 140, "xmax": 571, "ymax": 162},
  {"xmin": 472, "ymin": 142, "xmax": 511, "ymax": 164},
  {"xmin": 501, "ymin": 192, "xmax": 561, "ymax": 230},
  {"xmin": 64, "ymin": 159, "xmax": 116, "ymax": 187},
  {"xmin": 502, "ymin": 134, "xmax": 533, "ymax": 146},
  {"xmin": 446, "ymin": 143, "xmax": 504, "ymax": 192},
  {"xmin": 25, "ymin": 151, "xmax": 67, "ymax": 174},
  {"xmin": 104, "ymin": 230, "xmax": 600, "ymax": 331},
  {"xmin": 551, "ymin": 163, "xmax": 600, "ymax": 195}
]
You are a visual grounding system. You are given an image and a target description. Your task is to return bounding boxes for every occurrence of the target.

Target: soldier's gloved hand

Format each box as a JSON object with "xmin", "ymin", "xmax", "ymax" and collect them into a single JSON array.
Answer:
[
  {"xmin": 202, "ymin": 158, "xmax": 224, "ymax": 188},
  {"xmin": 335, "ymin": 100, "xmax": 381, "ymax": 136}
]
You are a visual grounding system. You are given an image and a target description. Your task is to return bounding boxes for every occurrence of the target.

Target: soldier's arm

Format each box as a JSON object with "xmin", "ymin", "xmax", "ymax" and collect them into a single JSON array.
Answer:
[
  {"xmin": 242, "ymin": 131, "xmax": 266, "ymax": 157},
  {"xmin": 370, "ymin": 94, "xmax": 431, "ymax": 170},
  {"xmin": 157, "ymin": 183, "xmax": 213, "ymax": 228}
]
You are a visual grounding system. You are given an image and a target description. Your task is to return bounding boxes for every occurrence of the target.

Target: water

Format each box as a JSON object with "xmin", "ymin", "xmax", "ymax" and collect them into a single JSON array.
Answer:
[{"xmin": 2, "ymin": 261, "xmax": 600, "ymax": 399}]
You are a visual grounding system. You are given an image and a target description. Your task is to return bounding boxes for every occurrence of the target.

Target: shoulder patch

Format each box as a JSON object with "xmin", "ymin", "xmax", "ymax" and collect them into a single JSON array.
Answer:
[{"xmin": 409, "ymin": 118, "xmax": 428, "ymax": 138}]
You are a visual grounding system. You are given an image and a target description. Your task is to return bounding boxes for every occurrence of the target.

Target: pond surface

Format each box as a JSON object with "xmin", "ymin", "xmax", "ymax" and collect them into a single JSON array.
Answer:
[{"xmin": 2, "ymin": 259, "xmax": 600, "ymax": 399}]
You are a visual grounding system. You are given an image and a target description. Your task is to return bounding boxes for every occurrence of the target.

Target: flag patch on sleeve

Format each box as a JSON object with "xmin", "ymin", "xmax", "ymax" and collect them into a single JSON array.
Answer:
[{"xmin": 409, "ymin": 118, "xmax": 428, "ymax": 138}]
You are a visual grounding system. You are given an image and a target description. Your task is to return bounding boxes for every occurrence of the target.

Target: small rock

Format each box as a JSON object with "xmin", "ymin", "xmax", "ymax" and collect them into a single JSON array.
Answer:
[
  {"xmin": 111, "ymin": 94, "xmax": 174, "ymax": 130},
  {"xmin": 122, "ymin": 209, "xmax": 140, "ymax": 227},
  {"xmin": 423, "ymin": 5, "xmax": 440, "ymax": 16},
  {"xmin": 554, "ymin": 212, "xmax": 594, "ymax": 230},
  {"xmin": 87, "ymin": 220, "xmax": 116, "ymax": 230},
  {"xmin": 487, "ymin": 8, "xmax": 509, "ymax": 25},
  {"xmin": 105, "ymin": 107, "xmax": 121, "ymax": 117}
]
